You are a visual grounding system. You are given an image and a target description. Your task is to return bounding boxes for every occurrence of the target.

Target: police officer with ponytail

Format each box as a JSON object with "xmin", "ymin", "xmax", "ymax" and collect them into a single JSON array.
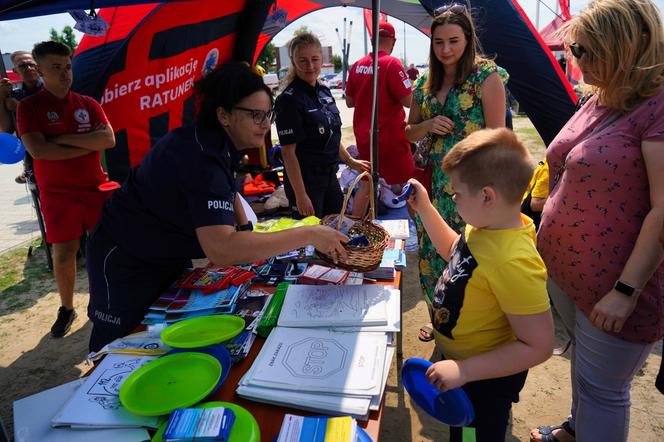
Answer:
[{"xmin": 276, "ymin": 32, "xmax": 369, "ymax": 219}]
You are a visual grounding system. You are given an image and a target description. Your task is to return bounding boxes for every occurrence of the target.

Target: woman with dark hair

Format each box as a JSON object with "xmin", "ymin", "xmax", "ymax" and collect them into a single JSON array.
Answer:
[
  {"xmin": 405, "ymin": 4, "xmax": 507, "ymax": 341},
  {"xmin": 275, "ymin": 32, "xmax": 369, "ymax": 218},
  {"xmin": 531, "ymin": 0, "xmax": 664, "ymax": 441},
  {"xmin": 85, "ymin": 62, "xmax": 348, "ymax": 352}
]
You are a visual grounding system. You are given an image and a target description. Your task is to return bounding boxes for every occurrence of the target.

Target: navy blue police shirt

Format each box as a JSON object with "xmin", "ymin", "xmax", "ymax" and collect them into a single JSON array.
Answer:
[
  {"xmin": 275, "ymin": 76, "xmax": 342, "ymax": 167},
  {"xmin": 100, "ymin": 124, "xmax": 240, "ymax": 262}
]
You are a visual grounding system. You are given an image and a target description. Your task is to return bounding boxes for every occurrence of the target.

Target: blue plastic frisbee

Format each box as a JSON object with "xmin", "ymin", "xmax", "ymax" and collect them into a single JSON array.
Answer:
[
  {"xmin": 164, "ymin": 344, "xmax": 232, "ymax": 399},
  {"xmin": 391, "ymin": 182, "xmax": 414, "ymax": 204},
  {"xmin": 402, "ymin": 357, "xmax": 475, "ymax": 426}
]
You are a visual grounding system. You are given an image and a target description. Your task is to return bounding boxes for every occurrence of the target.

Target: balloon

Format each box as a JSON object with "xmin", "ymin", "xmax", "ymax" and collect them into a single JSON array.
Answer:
[{"xmin": 0, "ymin": 133, "xmax": 26, "ymax": 164}]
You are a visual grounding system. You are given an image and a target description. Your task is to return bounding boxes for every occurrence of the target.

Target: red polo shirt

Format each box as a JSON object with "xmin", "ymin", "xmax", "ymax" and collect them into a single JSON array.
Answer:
[
  {"xmin": 16, "ymin": 89, "xmax": 110, "ymax": 195},
  {"xmin": 346, "ymin": 51, "xmax": 414, "ymax": 184}
]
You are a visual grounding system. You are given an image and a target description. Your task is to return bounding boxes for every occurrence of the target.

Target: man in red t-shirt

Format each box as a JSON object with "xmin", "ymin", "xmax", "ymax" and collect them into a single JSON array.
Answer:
[
  {"xmin": 17, "ymin": 41, "xmax": 116, "ymax": 338},
  {"xmin": 345, "ymin": 21, "xmax": 414, "ymax": 217}
]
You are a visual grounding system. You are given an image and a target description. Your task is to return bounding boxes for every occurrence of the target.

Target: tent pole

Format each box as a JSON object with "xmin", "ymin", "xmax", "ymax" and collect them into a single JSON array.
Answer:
[
  {"xmin": 0, "ymin": 49, "xmax": 8, "ymax": 77},
  {"xmin": 370, "ymin": 0, "xmax": 380, "ymax": 219}
]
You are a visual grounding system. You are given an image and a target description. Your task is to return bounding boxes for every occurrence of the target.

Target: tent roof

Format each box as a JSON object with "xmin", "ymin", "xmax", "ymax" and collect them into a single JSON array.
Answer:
[
  {"xmin": 539, "ymin": 15, "xmax": 567, "ymax": 51},
  {"xmin": 0, "ymin": 0, "xmax": 187, "ymax": 20}
]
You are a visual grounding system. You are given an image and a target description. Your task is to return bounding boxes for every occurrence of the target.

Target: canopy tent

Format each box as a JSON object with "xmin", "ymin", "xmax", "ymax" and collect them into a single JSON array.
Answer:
[
  {"xmin": 538, "ymin": 0, "xmax": 572, "ymax": 51},
  {"xmin": 539, "ymin": 15, "xmax": 566, "ymax": 51},
  {"xmin": 1, "ymin": 0, "xmax": 577, "ymax": 183}
]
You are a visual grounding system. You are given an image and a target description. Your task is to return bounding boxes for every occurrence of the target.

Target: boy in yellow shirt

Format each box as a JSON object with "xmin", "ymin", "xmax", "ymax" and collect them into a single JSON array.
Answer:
[
  {"xmin": 408, "ymin": 128, "xmax": 554, "ymax": 442},
  {"xmin": 521, "ymin": 160, "xmax": 549, "ymax": 230}
]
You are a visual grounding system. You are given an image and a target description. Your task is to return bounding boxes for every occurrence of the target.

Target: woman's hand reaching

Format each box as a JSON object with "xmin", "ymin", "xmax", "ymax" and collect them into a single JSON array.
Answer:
[{"xmin": 307, "ymin": 225, "xmax": 349, "ymax": 261}]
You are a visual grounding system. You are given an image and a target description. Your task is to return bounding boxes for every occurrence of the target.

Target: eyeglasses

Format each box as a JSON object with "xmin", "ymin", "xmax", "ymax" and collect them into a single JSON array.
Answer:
[
  {"xmin": 569, "ymin": 42, "xmax": 587, "ymax": 59},
  {"xmin": 16, "ymin": 62, "xmax": 37, "ymax": 70},
  {"xmin": 234, "ymin": 106, "xmax": 276, "ymax": 125},
  {"xmin": 434, "ymin": 3, "xmax": 467, "ymax": 16}
]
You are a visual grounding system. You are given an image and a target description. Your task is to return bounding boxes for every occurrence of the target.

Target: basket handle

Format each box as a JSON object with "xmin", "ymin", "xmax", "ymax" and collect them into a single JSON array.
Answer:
[{"xmin": 336, "ymin": 171, "xmax": 376, "ymax": 230}]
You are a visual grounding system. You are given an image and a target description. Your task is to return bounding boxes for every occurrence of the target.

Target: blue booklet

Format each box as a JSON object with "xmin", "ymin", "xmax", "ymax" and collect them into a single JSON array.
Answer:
[{"xmin": 163, "ymin": 407, "xmax": 235, "ymax": 441}]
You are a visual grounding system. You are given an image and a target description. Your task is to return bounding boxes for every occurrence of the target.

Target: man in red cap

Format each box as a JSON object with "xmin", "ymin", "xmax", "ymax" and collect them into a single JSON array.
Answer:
[{"xmin": 345, "ymin": 21, "xmax": 414, "ymax": 217}]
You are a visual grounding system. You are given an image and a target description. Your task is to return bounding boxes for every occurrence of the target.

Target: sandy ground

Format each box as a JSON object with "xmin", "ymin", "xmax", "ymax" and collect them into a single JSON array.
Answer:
[{"xmin": 0, "ymin": 246, "xmax": 662, "ymax": 441}]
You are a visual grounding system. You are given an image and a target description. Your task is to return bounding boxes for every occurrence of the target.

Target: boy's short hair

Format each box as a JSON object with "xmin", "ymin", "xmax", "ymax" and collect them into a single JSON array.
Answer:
[
  {"xmin": 442, "ymin": 128, "xmax": 533, "ymax": 203},
  {"xmin": 32, "ymin": 41, "xmax": 71, "ymax": 63}
]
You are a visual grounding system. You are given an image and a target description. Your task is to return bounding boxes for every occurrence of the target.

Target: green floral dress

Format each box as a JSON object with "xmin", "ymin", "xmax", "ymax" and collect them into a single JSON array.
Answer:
[{"xmin": 412, "ymin": 60, "xmax": 507, "ymax": 303}]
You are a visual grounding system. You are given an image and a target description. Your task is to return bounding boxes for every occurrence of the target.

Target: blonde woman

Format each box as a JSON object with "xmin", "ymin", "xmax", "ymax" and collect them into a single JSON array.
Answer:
[
  {"xmin": 532, "ymin": 1, "xmax": 664, "ymax": 441},
  {"xmin": 275, "ymin": 32, "xmax": 369, "ymax": 218}
]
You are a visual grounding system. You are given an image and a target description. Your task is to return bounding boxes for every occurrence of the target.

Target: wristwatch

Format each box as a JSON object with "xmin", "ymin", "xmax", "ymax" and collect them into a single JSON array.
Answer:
[
  {"xmin": 613, "ymin": 280, "xmax": 642, "ymax": 297},
  {"xmin": 236, "ymin": 221, "xmax": 253, "ymax": 232}
]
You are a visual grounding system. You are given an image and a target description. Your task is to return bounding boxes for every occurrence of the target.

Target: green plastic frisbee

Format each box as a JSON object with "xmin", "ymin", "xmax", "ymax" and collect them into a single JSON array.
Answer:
[
  {"xmin": 151, "ymin": 401, "xmax": 260, "ymax": 442},
  {"xmin": 160, "ymin": 315, "xmax": 246, "ymax": 348},
  {"xmin": 119, "ymin": 352, "xmax": 221, "ymax": 416}
]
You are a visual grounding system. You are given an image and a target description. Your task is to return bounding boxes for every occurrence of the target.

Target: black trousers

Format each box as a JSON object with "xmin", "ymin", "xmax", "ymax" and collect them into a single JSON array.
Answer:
[
  {"xmin": 86, "ymin": 224, "xmax": 189, "ymax": 352},
  {"xmin": 449, "ymin": 370, "xmax": 528, "ymax": 442},
  {"xmin": 284, "ymin": 163, "xmax": 343, "ymax": 219}
]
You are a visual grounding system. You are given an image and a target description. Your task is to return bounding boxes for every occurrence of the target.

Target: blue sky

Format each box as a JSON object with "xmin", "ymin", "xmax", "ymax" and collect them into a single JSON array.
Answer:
[{"xmin": 1, "ymin": 0, "xmax": 663, "ymax": 66}]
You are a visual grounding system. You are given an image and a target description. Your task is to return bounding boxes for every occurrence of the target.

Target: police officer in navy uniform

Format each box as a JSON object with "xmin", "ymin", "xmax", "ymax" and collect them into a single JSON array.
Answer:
[
  {"xmin": 276, "ymin": 32, "xmax": 369, "ymax": 219},
  {"xmin": 85, "ymin": 63, "xmax": 348, "ymax": 352}
]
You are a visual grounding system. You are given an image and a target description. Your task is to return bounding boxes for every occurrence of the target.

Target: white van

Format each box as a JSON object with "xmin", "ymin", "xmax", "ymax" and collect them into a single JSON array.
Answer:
[{"xmin": 263, "ymin": 73, "xmax": 279, "ymax": 92}]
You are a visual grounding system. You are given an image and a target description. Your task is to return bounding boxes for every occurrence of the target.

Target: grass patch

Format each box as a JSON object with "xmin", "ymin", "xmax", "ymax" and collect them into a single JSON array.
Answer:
[
  {"xmin": 513, "ymin": 121, "xmax": 547, "ymax": 162},
  {"xmin": 0, "ymin": 246, "xmax": 30, "ymax": 293},
  {"xmin": 0, "ymin": 240, "xmax": 52, "ymax": 315}
]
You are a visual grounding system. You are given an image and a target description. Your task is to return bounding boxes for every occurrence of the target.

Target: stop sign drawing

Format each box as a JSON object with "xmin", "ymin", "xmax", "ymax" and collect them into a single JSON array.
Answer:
[{"xmin": 282, "ymin": 338, "xmax": 348, "ymax": 379}]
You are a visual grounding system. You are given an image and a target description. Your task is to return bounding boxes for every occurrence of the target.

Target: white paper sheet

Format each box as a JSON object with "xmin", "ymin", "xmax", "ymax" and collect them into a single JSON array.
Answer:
[
  {"xmin": 13, "ymin": 379, "xmax": 150, "ymax": 441},
  {"xmin": 51, "ymin": 354, "xmax": 159, "ymax": 429},
  {"xmin": 331, "ymin": 289, "xmax": 401, "ymax": 332},
  {"xmin": 278, "ymin": 284, "xmax": 388, "ymax": 327}
]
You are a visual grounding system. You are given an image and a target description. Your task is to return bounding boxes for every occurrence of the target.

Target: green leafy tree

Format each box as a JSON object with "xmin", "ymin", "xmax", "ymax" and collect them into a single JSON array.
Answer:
[
  {"xmin": 257, "ymin": 42, "xmax": 276, "ymax": 72},
  {"xmin": 293, "ymin": 26, "xmax": 310, "ymax": 36},
  {"xmin": 332, "ymin": 54, "xmax": 342, "ymax": 72},
  {"xmin": 50, "ymin": 25, "xmax": 78, "ymax": 54}
]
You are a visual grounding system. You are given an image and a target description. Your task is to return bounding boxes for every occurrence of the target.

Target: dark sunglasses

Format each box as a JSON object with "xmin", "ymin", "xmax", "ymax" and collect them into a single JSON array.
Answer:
[
  {"xmin": 234, "ymin": 106, "xmax": 276, "ymax": 125},
  {"xmin": 17, "ymin": 62, "xmax": 37, "ymax": 70},
  {"xmin": 569, "ymin": 42, "xmax": 587, "ymax": 59},
  {"xmin": 434, "ymin": 2, "xmax": 467, "ymax": 16}
]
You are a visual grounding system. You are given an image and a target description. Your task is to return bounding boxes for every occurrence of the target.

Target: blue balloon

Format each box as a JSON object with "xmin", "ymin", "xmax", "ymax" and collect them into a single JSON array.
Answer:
[{"xmin": 0, "ymin": 133, "xmax": 26, "ymax": 164}]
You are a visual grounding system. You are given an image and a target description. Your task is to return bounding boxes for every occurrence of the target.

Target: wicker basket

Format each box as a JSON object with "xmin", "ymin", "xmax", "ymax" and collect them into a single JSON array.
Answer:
[{"xmin": 318, "ymin": 172, "xmax": 390, "ymax": 272}]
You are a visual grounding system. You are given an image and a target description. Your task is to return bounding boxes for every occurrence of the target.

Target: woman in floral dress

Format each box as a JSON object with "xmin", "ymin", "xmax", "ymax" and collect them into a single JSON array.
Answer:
[{"xmin": 406, "ymin": 4, "xmax": 507, "ymax": 340}]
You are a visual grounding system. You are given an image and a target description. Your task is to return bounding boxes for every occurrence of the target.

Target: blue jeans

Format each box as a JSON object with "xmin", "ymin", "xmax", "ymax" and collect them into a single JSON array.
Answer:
[{"xmin": 548, "ymin": 279, "xmax": 653, "ymax": 442}]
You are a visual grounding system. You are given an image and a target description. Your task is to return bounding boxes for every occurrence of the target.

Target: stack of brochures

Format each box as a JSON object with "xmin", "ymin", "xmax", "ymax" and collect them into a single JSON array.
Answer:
[
  {"xmin": 363, "ymin": 239, "xmax": 407, "ymax": 281},
  {"xmin": 141, "ymin": 265, "xmax": 259, "ymax": 326},
  {"xmin": 163, "ymin": 406, "xmax": 235, "ymax": 441},
  {"xmin": 276, "ymin": 414, "xmax": 357, "ymax": 442},
  {"xmin": 142, "ymin": 283, "xmax": 249, "ymax": 325},
  {"xmin": 372, "ymin": 219, "xmax": 410, "ymax": 240},
  {"xmin": 237, "ymin": 327, "xmax": 391, "ymax": 419},
  {"xmin": 238, "ymin": 282, "xmax": 399, "ymax": 419}
]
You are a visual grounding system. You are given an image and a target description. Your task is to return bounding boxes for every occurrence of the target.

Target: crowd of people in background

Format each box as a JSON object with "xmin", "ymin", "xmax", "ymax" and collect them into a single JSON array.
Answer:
[{"xmin": 1, "ymin": 1, "xmax": 663, "ymax": 441}]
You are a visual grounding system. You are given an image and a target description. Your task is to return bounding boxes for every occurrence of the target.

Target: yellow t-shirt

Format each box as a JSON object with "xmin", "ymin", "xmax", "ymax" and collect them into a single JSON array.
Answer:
[
  {"xmin": 432, "ymin": 214, "xmax": 550, "ymax": 360},
  {"xmin": 523, "ymin": 160, "xmax": 549, "ymax": 200}
]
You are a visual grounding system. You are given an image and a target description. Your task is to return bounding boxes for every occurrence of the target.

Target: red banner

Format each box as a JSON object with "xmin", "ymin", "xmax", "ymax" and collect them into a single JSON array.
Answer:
[{"xmin": 363, "ymin": 9, "xmax": 387, "ymax": 39}]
